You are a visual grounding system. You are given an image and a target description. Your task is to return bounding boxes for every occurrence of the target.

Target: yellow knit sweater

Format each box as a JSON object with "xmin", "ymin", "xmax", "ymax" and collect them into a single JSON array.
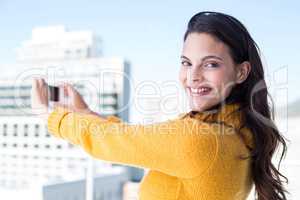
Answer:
[{"xmin": 47, "ymin": 103, "xmax": 254, "ymax": 200}]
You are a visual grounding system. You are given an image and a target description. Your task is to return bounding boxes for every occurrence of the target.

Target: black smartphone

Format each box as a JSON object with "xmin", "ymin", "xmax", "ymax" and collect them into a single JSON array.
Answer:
[{"xmin": 48, "ymin": 85, "xmax": 59, "ymax": 102}]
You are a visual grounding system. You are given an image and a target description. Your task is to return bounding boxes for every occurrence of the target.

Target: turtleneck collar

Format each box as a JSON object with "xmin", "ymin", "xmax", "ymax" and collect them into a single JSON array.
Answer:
[
  {"xmin": 179, "ymin": 102, "xmax": 254, "ymax": 150},
  {"xmin": 180, "ymin": 102, "xmax": 244, "ymax": 130}
]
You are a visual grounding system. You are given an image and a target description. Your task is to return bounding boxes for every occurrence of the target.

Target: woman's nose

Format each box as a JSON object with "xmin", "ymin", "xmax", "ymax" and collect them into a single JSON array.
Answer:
[{"xmin": 187, "ymin": 67, "xmax": 203, "ymax": 84}]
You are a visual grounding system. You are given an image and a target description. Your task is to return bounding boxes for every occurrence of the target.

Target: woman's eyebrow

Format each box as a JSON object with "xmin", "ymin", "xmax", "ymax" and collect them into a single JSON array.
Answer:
[{"xmin": 180, "ymin": 55, "xmax": 223, "ymax": 62}]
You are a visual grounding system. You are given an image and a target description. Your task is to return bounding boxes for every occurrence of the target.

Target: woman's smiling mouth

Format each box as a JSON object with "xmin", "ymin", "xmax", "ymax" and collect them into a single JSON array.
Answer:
[{"xmin": 187, "ymin": 86, "xmax": 212, "ymax": 96}]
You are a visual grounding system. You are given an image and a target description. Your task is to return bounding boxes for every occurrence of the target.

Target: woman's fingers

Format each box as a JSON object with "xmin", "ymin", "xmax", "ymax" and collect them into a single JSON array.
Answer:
[
  {"xmin": 57, "ymin": 82, "xmax": 78, "ymax": 98},
  {"xmin": 55, "ymin": 82, "xmax": 89, "ymax": 111},
  {"xmin": 31, "ymin": 78, "xmax": 49, "ymax": 116},
  {"xmin": 65, "ymin": 83, "xmax": 80, "ymax": 98},
  {"xmin": 32, "ymin": 78, "xmax": 47, "ymax": 104}
]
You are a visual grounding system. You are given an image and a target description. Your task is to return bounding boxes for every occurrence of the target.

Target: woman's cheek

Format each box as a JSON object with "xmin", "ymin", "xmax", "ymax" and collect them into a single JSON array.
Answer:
[{"xmin": 216, "ymin": 81, "xmax": 234, "ymax": 100}]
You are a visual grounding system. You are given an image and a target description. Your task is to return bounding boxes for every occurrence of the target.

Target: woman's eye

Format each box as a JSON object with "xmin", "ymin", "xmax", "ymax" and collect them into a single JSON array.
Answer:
[
  {"xmin": 204, "ymin": 62, "xmax": 219, "ymax": 68},
  {"xmin": 181, "ymin": 61, "xmax": 191, "ymax": 66}
]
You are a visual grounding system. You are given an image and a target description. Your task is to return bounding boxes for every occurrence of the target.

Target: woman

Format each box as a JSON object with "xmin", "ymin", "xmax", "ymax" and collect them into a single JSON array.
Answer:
[{"xmin": 31, "ymin": 11, "xmax": 289, "ymax": 200}]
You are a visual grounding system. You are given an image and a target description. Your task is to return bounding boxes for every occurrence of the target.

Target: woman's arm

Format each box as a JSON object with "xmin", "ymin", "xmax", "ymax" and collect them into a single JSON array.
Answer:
[
  {"xmin": 31, "ymin": 78, "xmax": 218, "ymax": 179},
  {"xmin": 47, "ymin": 107, "xmax": 219, "ymax": 179}
]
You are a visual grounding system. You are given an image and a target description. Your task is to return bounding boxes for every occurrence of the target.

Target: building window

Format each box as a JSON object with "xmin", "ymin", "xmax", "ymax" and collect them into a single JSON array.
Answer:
[
  {"xmin": 13, "ymin": 124, "xmax": 18, "ymax": 136},
  {"xmin": 76, "ymin": 49, "xmax": 82, "ymax": 55},
  {"xmin": 65, "ymin": 49, "xmax": 71, "ymax": 57},
  {"xmin": 34, "ymin": 124, "xmax": 40, "ymax": 137},
  {"xmin": 34, "ymin": 124, "xmax": 39, "ymax": 132},
  {"xmin": 24, "ymin": 124, "xmax": 28, "ymax": 135},
  {"xmin": 3, "ymin": 124, "xmax": 7, "ymax": 136}
]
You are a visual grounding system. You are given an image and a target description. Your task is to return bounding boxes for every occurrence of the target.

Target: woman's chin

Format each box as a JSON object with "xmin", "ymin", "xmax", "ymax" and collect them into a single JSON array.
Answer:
[
  {"xmin": 186, "ymin": 91, "xmax": 218, "ymax": 111},
  {"xmin": 189, "ymin": 100, "xmax": 207, "ymax": 112},
  {"xmin": 189, "ymin": 98, "xmax": 219, "ymax": 112}
]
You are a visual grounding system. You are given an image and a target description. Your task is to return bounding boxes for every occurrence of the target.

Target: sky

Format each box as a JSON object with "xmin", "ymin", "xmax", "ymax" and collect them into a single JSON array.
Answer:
[{"xmin": 0, "ymin": 0, "xmax": 299, "ymax": 121}]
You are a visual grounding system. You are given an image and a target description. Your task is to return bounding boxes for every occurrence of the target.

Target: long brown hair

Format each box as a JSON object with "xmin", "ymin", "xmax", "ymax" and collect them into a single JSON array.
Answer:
[{"xmin": 184, "ymin": 11, "xmax": 289, "ymax": 200}]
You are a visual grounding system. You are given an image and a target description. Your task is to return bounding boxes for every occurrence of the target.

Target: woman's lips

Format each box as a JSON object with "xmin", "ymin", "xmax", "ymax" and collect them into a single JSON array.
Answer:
[{"xmin": 187, "ymin": 87, "xmax": 212, "ymax": 96}]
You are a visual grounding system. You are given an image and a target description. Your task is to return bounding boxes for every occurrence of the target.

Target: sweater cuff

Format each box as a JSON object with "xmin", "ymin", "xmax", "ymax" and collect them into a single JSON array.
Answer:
[
  {"xmin": 47, "ymin": 107, "xmax": 72, "ymax": 138},
  {"xmin": 107, "ymin": 115, "xmax": 122, "ymax": 123}
]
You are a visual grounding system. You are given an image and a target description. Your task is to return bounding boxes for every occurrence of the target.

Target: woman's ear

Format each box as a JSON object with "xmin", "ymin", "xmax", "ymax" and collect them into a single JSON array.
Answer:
[{"xmin": 236, "ymin": 61, "xmax": 251, "ymax": 84}]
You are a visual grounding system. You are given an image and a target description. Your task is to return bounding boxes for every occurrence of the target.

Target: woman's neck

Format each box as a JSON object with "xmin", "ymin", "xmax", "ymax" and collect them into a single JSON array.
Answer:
[{"xmin": 191, "ymin": 97, "xmax": 239, "ymax": 115}]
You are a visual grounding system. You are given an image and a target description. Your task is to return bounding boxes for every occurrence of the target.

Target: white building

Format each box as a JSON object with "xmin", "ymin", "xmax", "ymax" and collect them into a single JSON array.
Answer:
[
  {"xmin": 0, "ymin": 57, "xmax": 135, "ymax": 190},
  {"xmin": 0, "ymin": 57, "xmax": 131, "ymax": 119},
  {"xmin": 16, "ymin": 26, "xmax": 102, "ymax": 62},
  {"xmin": 0, "ymin": 26, "xmax": 145, "ymax": 196}
]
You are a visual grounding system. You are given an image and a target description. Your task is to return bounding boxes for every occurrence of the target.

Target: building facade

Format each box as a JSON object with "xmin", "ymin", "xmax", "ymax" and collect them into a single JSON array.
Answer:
[{"xmin": 0, "ymin": 26, "xmax": 144, "ymax": 195}]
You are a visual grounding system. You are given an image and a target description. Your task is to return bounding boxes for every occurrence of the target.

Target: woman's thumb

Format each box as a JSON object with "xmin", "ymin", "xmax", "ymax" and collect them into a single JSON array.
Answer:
[
  {"xmin": 64, "ymin": 83, "xmax": 81, "ymax": 99},
  {"xmin": 59, "ymin": 83, "xmax": 72, "ymax": 97}
]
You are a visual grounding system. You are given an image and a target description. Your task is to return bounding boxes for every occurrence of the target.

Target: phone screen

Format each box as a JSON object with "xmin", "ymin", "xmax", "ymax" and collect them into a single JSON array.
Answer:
[{"xmin": 48, "ymin": 85, "xmax": 59, "ymax": 101}]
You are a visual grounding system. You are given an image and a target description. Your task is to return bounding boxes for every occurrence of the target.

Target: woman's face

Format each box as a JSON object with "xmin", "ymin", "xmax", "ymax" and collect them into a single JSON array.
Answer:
[{"xmin": 179, "ymin": 32, "xmax": 247, "ymax": 112}]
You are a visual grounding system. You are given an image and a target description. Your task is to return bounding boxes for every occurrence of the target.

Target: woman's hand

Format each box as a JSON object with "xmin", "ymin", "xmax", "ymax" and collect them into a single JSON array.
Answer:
[
  {"xmin": 56, "ymin": 83, "xmax": 102, "ymax": 117},
  {"xmin": 31, "ymin": 78, "xmax": 50, "ymax": 121},
  {"xmin": 57, "ymin": 83, "xmax": 94, "ymax": 114},
  {"xmin": 31, "ymin": 78, "xmax": 99, "ymax": 122}
]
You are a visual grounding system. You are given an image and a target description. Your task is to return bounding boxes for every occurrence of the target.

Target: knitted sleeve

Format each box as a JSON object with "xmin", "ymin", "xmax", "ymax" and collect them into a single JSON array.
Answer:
[{"xmin": 47, "ymin": 107, "xmax": 218, "ymax": 178}]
